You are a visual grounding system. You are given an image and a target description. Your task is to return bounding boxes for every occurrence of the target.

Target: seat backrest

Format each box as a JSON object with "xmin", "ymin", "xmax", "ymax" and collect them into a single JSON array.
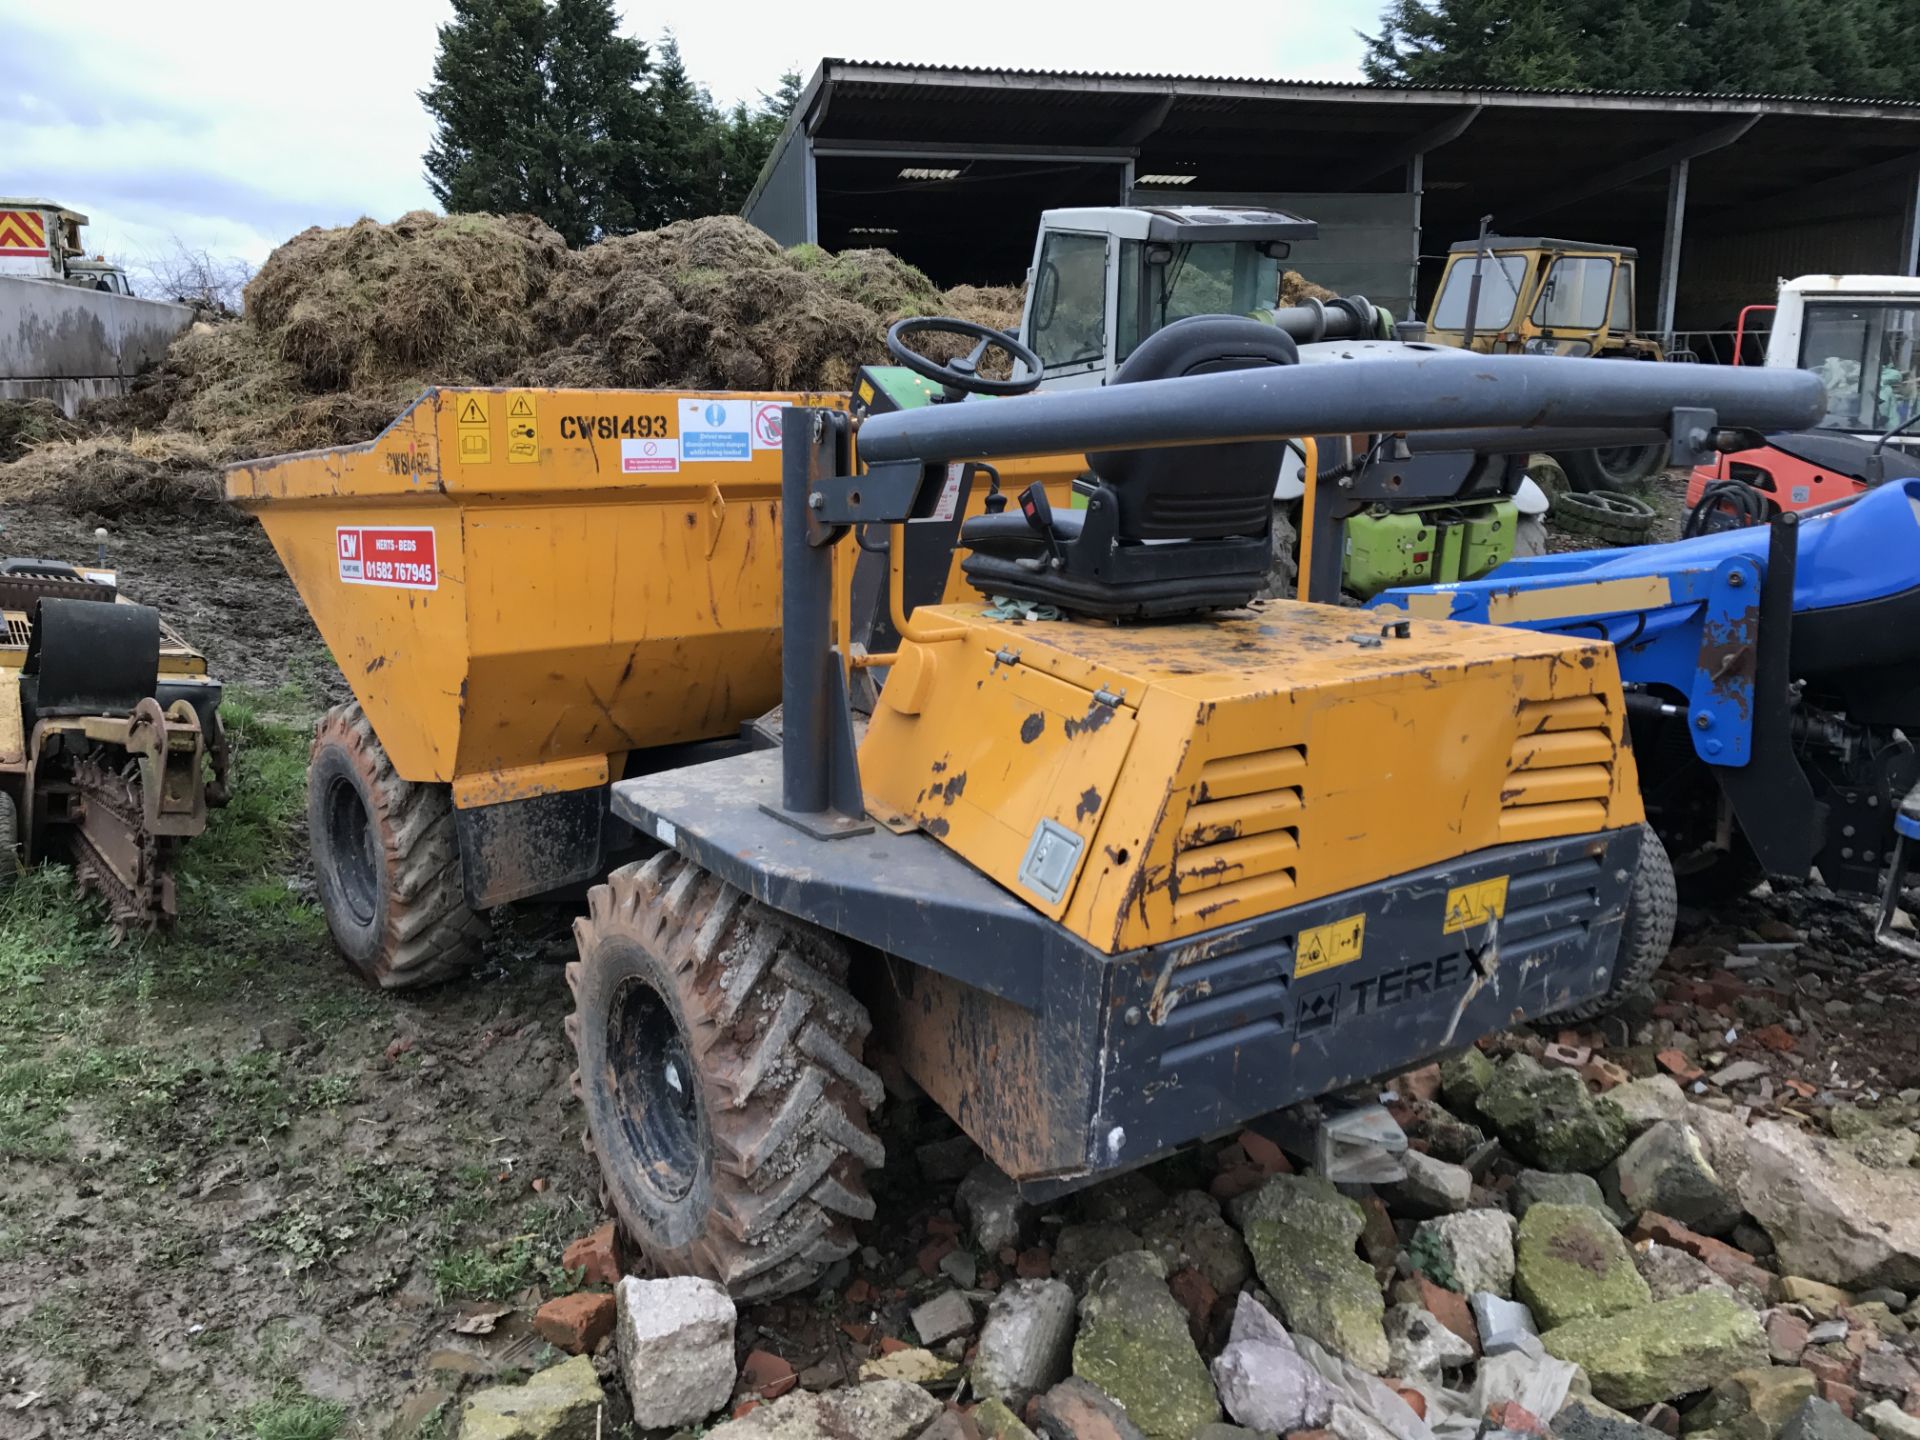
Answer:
[{"xmin": 1087, "ymin": 315, "xmax": 1299, "ymax": 541}]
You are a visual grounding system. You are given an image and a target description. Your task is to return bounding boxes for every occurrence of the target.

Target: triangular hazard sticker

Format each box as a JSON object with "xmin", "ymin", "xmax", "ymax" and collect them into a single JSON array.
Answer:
[
  {"xmin": 508, "ymin": 396, "xmax": 534, "ymax": 418},
  {"xmin": 458, "ymin": 398, "xmax": 486, "ymax": 425}
]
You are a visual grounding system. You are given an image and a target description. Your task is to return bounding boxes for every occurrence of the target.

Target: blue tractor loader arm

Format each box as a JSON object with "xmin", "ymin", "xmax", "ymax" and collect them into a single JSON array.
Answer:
[{"xmin": 1376, "ymin": 480, "xmax": 1920, "ymax": 945}]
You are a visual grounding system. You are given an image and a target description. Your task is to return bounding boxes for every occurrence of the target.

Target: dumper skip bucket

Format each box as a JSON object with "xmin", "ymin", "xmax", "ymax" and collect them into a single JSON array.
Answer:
[{"xmin": 226, "ymin": 386, "xmax": 829, "ymax": 807}]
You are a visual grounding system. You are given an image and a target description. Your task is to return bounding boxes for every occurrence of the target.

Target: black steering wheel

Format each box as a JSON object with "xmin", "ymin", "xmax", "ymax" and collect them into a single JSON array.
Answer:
[{"xmin": 885, "ymin": 316, "xmax": 1044, "ymax": 399}]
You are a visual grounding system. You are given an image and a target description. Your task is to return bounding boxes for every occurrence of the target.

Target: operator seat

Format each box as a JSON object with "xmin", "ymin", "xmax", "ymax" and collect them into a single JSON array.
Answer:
[{"xmin": 960, "ymin": 316, "xmax": 1299, "ymax": 619}]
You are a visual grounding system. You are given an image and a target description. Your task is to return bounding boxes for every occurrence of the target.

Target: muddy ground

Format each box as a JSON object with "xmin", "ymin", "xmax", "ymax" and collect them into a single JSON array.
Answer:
[{"xmin": 0, "ymin": 475, "xmax": 1910, "ymax": 1440}]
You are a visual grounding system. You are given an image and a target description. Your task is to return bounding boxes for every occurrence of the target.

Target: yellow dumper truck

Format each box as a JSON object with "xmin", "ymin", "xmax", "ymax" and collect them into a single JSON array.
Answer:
[{"xmin": 230, "ymin": 317, "xmax": 1821, "ymax": 1299}]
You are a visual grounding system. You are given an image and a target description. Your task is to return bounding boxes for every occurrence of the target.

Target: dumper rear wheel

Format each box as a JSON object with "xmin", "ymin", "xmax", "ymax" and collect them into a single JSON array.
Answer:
[
  {"xmin": 566, "ymin": 853, "xmax": 882, "ymax": 1300},
  {"xmin": 1546, "ymin": 823, "xmax": 1677, "ymax": 1022},
  {"xmin": 308, "ymin": 703, "xmax": 487, "ymax": 988}
]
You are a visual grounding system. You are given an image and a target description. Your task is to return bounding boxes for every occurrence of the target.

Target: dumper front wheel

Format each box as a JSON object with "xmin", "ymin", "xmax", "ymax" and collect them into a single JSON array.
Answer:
[
  {"xmin": 308, "ymin": 703, "xmax": 487, "ymax": 988},
  {"xmin": 566, "ymin": 853, "xmax": 882, "ymax": 1300},
  {"xmin": 1546, "ymin": 823, "xmax": 1677, "ymax": 1022}
]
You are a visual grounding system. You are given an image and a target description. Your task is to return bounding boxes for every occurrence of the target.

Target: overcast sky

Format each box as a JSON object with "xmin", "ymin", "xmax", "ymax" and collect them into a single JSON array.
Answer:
[{"xmin": 0, "ymin": 0, "xmax": 1378, "ymax": 272}]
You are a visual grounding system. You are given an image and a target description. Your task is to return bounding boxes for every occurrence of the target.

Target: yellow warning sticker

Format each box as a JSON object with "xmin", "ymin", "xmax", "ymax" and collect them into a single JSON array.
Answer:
[
  {"xmin": 857, "ymin": 378, "xmax": 875, "ymax": 404},
  {"xmin": 505, "ymin": 392, "xmax": 538, "ymax": 465},
  {"xmin": 1443, "ymin": 874, "xmax": 1510, "ymax": 934},
  {"xmin": 1296, "ymin": 913, "xmax": 1366, "ymax": 978},
  {"xmin": 456, "ymin": 393, "xmax": 491, "ymax": 465}
]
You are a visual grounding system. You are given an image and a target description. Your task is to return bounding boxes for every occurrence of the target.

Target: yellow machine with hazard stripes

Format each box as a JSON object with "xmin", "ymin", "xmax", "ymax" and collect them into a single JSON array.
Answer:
[{"xmin": 550, "ymin": 317, "xmax": 1824, "ymax": 1300}]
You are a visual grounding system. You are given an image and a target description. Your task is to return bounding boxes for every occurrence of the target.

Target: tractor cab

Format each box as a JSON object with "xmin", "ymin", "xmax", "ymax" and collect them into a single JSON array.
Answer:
[
  {"xmin": 1016, "ymin": 205, "xmax": 1319, "ymax": 389},
  {"xmin": 1427, "ymin": 237, "xmax": 1659, "ymax": 361}
]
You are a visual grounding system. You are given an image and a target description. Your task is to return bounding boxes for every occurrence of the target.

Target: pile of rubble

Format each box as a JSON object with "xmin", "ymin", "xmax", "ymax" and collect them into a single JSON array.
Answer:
[{"xmin": 440, "ymin": 959, "xmax": 1920, "ymax": 1440}]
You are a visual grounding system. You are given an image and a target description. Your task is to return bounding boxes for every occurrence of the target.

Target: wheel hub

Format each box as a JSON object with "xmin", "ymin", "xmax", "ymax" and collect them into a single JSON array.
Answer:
[
  {"xmin": 607, "ymin": 978, "xmax": 705, "ymax": 1205},
  {"xmin": 323, "ymin": 775, "xmax": 379, "ymax": 927}
]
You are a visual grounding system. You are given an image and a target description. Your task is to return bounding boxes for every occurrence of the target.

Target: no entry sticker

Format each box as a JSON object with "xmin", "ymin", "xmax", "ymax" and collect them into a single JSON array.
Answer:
[{"xmin": 338, "ymin": 525, "xmax": 438, "ymax": 590}]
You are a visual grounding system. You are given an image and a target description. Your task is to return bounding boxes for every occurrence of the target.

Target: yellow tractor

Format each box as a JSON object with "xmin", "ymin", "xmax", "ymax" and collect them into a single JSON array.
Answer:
[
  {"xmin": 231, "ymin": 319, "xmax": 1821, "ymax": 1299},
  {"xmin": 1426, "ymin": 235, "xmax": 1669, "ymax": 493}
]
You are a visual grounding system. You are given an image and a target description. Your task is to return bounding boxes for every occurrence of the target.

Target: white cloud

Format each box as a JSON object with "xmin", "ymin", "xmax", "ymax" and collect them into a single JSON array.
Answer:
[{"xmin": 0, "ymin": 0, "xmax": 1375, "ymax": 270}]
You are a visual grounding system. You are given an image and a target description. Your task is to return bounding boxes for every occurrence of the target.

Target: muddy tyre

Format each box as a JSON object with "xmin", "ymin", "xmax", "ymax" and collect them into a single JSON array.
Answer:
[
  {"xmin": 0, "ymin": 790, "xmax": 19, "ymax": 891},
  {"xmin": 1547, "ymin": 824, "xmax": 1678, "ymax": 1022},
  {"xmin": 1559, "ymin": 443, "xmax": 1666, "ymax": 493},
  {"xmin": 1553, "ymin": 488, "xmax": 1656, "ymax": 545},
  {"xmin": 1527, "ymin": 454, "xmax": 1573, "ymax": 506},
  {"xmin": 308, "ymin": 703, "xmax": 486, "ymax": 988},
  {"xmin": 567, "ymin": 853, "xmax": 882, "ymax": 1300}
]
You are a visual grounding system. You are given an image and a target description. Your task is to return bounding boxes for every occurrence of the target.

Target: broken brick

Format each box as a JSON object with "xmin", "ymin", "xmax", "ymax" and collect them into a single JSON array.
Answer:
[
  {"xmin": 1417, "ymin": 1275, "xmax": 1481, "ymax": 1355},
  {"xmin": 1397, "ymin": 1388, "xmax": 1429, "ymax": 1421},
  {"xmin": 918, "ymin": 1237, "xmax": 958, "ymax": 1276},
  {"xmin": 1752, "ymin": 1024, "xmax": 1797, "ymax": 1053},
  {"xmin": 741, "ymin": 1349, "xmax": 797, "ymax": 1401},
  {"xmin": 1628, "ymin": 1214, "xmax": 1773, "ymax": 1293},
  {"xmin": 1489, "ymin": 1401, "xmax": 1547, "ymax": 1435},
  {"xmin": 1803, "ymin": 1351, "xmax": 1858, "ymax": 1387},
  {"xmin": 1209, "ymin": 1162, "xmax": 1266, "ymax": 1202},
  {"xmin": 1543, "ymin": 1043, "xmax": 1592, "ymax": 1069},
  {"xmin": 560, "ymin": 1223, "xmax": 620, "ymax": 1286},
  {"xmin": 1167, "ymin": 1267, "xmax": 1218, "ymax": 1348},
  {"xmin": 1015, "ymin": 1248, "xmax": 1052, "ymax": 1280},
  {"xmin": 1391, "ymin": 1064, "xmax": 1443, "ymax": 1102},
  {"xmin": 1581, "ymin": 1058, "xmax": 1632, "ymax": 1092},
  {"xmin": 532, "ymin": 1292, "xmax": 615, "ymax": 1354},
  {"xmin": 1767, "ymin": 1310, "xmax": 1811, "ymax": 1364},
  {"xmin": 1657, "ymin": 1049, "xmax": 1705, "ymax": 1083},
  {"xmin": 926, "ymin": 1215, "xmax": 963, "ymax": 1238},
  {"xmin": 1238, "ymin": 1129, "xmax": 1293, "ymax": 1176},
  {"xmin": 1820, "ymin": 1380, "xmax": 1858, "ymax": 1418}
]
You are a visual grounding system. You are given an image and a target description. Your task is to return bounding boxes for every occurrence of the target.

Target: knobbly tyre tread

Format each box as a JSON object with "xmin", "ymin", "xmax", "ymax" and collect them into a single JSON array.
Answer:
[
  {"xmin": 1549, "ymin": 823, "xmax": 1678, "ymax": 1022},
  {"xmin": 1552, "ymin": 488, "xmax": 1657, "ymax": 545},
  {"xmin": 309, "ymin": 702, "xmax": 487, "ymax": 988},
  {"xmin": 1559, "ymin": 443, "xmax": 1667, "ymax": 494},
  {"xmin": 0, "ymin": 789, "xmax": 19, "ymax": 891},
  {"xmin": 567, "ymin": 851, "xmax": 883, "ymax": 1300}
]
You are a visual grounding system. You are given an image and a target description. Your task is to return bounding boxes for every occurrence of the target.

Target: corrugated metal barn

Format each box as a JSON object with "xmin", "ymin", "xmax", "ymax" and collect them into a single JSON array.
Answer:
[{"xmin": 743, "ymin": 61, "xmax": 1920, "ymax": 348}]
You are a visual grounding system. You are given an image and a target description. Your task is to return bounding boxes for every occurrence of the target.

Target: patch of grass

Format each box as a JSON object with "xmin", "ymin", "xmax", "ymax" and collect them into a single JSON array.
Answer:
[
  {"xmin": 11, "ymin": 1293, "xmax": 85, "ymax": 1358},
  {"xmin": 429, "ymin": 1182, "xmax": 588, "ymax": 1303},
  {"xmin": 249, "ymin": 1392, "xmax": 346, "ymax": 1440},
  {"xmin": 431, "ymin": 1233, "xmax": 544, "ymax": 1302},
  {"xmin": 171, "ymin": 688, "xmax": 314, "ymax": 932},
  {"xmin": 252, "ymin": 1203, "xmax": 361, "ymax": 1275}
]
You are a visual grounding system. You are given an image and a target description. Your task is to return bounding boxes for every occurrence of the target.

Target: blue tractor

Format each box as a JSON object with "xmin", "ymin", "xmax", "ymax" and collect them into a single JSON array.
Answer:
[{"xmin": 1376, "ymin": 480, "xmax": 1920, "ymax": 956}]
